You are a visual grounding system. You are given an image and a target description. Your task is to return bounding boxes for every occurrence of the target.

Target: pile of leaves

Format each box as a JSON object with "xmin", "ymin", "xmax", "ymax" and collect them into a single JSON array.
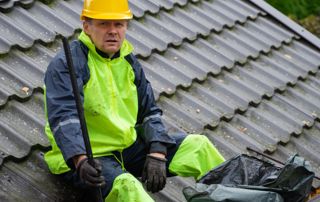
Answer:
[
  {"xmin": 299, "ymin": 15, "xmax": 320, "ymax": 37},
  {"xmin": 267, "ymin": 0, "xmax": 320, "ymax": 37}
]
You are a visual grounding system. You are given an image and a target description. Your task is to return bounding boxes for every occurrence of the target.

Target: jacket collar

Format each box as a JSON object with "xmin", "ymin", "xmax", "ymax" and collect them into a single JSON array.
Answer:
[{"xmin": 95, "ymin": 48, "xmax": 120, "ymax": 59}]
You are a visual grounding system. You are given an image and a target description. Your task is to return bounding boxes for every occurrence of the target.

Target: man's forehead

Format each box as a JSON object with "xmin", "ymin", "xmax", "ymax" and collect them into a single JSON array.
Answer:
[{"xmin": 92, "ymin": 19, "xmax": 128, "ymax": 23}]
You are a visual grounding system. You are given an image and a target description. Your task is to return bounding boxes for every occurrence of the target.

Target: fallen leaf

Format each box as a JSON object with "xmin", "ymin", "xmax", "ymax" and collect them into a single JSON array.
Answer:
[
  {"xmin": 21, "ymin": 87, "xmax": 30, "ymax": 95},
  {"xmin": 239, "ymin": 127, "xmax": 247, "ymax": 132},
  {"xmin": 302, "ymin": 120, "xmax": 310, "ymax": 125},
  {"xmin": 284, "ymin": 54, "xmax": 292, "ymax": 59}
]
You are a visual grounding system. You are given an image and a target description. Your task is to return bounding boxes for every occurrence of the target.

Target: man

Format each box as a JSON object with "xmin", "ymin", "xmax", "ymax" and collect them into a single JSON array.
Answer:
[{"xmin": 44, "ymin": 0, "xmax": 225, "ymax": 201}]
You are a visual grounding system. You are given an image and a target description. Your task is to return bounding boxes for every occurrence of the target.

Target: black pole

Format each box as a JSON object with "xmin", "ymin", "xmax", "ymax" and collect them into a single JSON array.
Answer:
[
  {"xmin": 247, "ymin": 147, "xmax": 320, "ymax": 181},
  {"xmin": 62, "ymin": 37, "xmax": 103, "ymax": 202}
]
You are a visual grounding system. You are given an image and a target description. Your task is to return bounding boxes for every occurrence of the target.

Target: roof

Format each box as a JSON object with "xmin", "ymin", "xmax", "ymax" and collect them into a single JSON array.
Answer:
[{"xmin": 0, "ymin": 0, "xmax": 320, "ymax": 201}]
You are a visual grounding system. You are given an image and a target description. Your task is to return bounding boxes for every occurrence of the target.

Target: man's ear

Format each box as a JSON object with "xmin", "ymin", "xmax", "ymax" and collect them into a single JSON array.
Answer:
[{"xmin": 83, "ymin": 21, "xmax": 90, "ymax": 35}]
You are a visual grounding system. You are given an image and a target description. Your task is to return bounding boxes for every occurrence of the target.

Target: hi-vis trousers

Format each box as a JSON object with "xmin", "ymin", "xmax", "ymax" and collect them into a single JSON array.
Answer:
[{"xmin": 63, "ymin": 133, "xmax": 225, "ymax": 202}]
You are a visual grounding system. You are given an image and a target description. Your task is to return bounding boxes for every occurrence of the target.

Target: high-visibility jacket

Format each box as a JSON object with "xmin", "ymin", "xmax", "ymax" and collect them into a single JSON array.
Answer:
[{"xmin": 44, "ymin": 31, "xmax": 176, "ymax": 174}]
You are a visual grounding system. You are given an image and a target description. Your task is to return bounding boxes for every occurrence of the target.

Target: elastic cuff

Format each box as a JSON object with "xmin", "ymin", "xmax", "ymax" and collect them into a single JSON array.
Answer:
[
  {"xmin": 66, "ymin": 153, "xmax": 86, "ymax": 170},
  {"xmin": 75, "ymin": 157, "xmax": 88, "ymax": 176},
  {"xmin": 150, "ymin": 142, "xmax": 167, "ymax": 156},
  {"xmin": 147, "ymin": 154, "xmax": 167, "ymax": 162}
]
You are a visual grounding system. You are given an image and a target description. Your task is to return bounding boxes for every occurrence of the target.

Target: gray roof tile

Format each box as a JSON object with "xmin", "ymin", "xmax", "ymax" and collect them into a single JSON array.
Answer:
[
  {"xmin": 161, "ymin": 71, "xmax": 320, "ymax": 137},
  {"xmin": 0, "ymin": 0, "xmax": 264, "ymax": 55},
  {"xmin": 0, "ymin": 149, "xmax": 80, "ymax": 201},
  {"xmin": 1, "ymin": 0, "xmax": 320, "ymax": 200},
  {"xmin": 0, "ymin": 12, "xmax": 300, "ymax": 105},
  {"xmin": 0, "ymin": 93, "xmax": 47, "ymax": 158},
  {"xmin": 0, "ymin": 0, "xmax": 33, "ymax": 13}
]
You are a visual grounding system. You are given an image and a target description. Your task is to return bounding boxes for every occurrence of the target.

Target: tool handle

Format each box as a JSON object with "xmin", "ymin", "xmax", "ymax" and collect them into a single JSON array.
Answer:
[
  {"xmin": 62, "ymin": 37, "xmax": 93, "ymax": 163},
  {"xmin": 62, "ymin": 37, "xmax": 103, "ymax": 202}
]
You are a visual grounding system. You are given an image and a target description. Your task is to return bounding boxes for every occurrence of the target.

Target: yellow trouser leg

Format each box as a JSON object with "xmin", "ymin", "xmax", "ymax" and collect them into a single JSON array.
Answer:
[
  {"xmin": 169, "ymin": 134, "xmax": 225, "ymax": 180},
  {"xmin": 105, "ymin": 173, "xmax": 154, "ymax": 202}
]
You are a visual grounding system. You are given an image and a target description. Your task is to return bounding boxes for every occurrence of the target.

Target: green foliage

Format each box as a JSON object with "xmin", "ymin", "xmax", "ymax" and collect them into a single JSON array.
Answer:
[{"xmin": 267, "ymin": 0, "xmax": 320, "ymax": 19}]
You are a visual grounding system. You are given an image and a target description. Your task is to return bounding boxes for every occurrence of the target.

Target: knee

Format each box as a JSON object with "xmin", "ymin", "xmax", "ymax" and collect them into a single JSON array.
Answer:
[
  {"xmin": 106, "ymin": 173, "xmax": 153, "ymax": 202},
  {"xmin": 183, "ymin": 134, "xmax": 211, "ymax": 148},
  {"xmin": 113, "ymin": 173, "xmax": 140, "ymax": 191},
  {"xmin": 177, "ymin": 134, "xmax": 225, "ymax": 166},
  {"xmin": 107, "ymin": 173, "xmax": 142, "ymax": 196}
]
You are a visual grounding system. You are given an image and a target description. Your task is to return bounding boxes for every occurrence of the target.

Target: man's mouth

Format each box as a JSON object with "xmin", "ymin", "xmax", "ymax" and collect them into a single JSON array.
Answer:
[{"xmin": 106, "ymin": 39, "xmax": 117, "ymax": 43}]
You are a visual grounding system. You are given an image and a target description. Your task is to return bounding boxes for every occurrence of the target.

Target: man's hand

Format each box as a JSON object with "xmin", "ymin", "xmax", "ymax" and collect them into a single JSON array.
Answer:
[
  {"xmin": 142, "ymin": 153, "xmax": 167, "ymax": 193},
  {"xmin": 76, "ymin": 157, "xmax": 106, "ymax": 188}
]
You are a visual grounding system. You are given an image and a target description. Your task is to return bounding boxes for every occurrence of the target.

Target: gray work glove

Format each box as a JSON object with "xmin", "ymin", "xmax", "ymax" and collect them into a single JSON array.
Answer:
[
  {"xmin": 77, "ymin": 158, "xmax": 106, "ymax": 188},
  {"xmin": 142, "ymin": 154, "xmax": 167, "ymax": 193}
]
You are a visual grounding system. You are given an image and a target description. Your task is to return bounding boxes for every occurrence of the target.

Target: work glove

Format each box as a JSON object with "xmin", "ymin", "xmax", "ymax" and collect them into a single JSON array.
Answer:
[
  {"xmin": 77, "ymin": 158, "xmax": 106, "ymax": 188},
  {"xmin": 142, "ymin": 154, "xmax": 167, "ymax": 193}
]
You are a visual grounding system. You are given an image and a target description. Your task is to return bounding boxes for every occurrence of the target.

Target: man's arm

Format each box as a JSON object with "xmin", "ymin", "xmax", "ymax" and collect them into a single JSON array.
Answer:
[
  {"xmin": 126, "ymin": 53, "xmax": 173, "ymax": 192},
  {"xmin": 45, "ymin": 48, "xmax": 88, "ymax": 169},
  {"xmin": 125, "ymin": 54, "xmax": 176, "ymax": 156}
]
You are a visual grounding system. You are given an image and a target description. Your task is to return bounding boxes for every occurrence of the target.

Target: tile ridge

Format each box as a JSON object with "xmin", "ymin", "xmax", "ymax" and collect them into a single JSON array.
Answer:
[{"xmin": 155, "ymin": 37, "xmax": 299, "ymax": 101}]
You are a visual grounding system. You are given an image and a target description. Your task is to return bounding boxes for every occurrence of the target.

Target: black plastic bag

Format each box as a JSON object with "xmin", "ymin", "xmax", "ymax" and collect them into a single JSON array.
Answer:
[
  {"xmin": 183, "ymin": 183, "xmax": 284, "ymax": 202},
  {"xmin": 183, "ymin": 154, "xmax": 314, "ymax": 202}
]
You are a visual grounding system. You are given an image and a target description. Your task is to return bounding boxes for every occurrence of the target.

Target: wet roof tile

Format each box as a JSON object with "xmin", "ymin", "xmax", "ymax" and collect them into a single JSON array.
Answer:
[
  {"xmin": 0, "ymin": 0, "xmax": 320, "ymax": 201},
  {"xmin": 0, "ymin": 0, "xmax": 263, "ymax": 55}
]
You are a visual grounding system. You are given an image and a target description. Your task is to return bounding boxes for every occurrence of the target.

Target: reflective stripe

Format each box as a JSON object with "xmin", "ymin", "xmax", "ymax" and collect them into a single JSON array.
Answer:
[
  {"xmin": 142, "ymin": 114, "xmax": 161, "ymax": 124},
  {"xmin": 53, "ymin": 119, "xmax": 80, "ymax": 134}
]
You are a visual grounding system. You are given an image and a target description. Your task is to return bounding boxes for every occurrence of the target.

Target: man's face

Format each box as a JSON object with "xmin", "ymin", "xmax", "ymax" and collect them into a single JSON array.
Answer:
[{"xmin": 83, "ymin": 19, "xmax": 128, "ymax": 55}]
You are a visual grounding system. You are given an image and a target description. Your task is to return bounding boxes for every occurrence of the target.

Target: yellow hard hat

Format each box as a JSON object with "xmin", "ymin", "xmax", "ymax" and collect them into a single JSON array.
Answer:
[{"xmin": 80, "ymin": 0, "xmax": 133, "ymax": 20}]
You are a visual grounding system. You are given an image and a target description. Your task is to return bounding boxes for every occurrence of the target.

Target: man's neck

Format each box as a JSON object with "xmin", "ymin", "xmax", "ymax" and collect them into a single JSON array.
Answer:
[{"xmin": 96, "ymin": 48, "xmax": 119, "ymax": 59}]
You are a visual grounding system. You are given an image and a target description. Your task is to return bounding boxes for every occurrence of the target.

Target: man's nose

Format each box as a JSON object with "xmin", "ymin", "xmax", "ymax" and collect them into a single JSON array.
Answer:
[{"xmin": 107, "ymin": 24, "xmax": 117, "ymax": 33}]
